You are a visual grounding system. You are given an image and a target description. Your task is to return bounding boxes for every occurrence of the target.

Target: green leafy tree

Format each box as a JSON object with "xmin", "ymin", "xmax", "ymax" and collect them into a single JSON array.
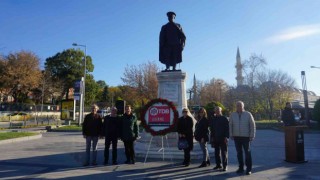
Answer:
[
  {"xmin": 94, "ymin": 80, "xmax": 110, "ymax": 108},
  {"xmin": 45, "ymin": 49, "xmax": 94, "ymax": 100},
  {"xmin": 84, "ymin": 75, "xmax": 100, "ymax": 106},
  {"xmin": 313, "ymin": 99, "xmax": 320, "ymax": 127},
  {"xmin": 96, "ymin": 80, "xmax": 107, "ymax": 88}
]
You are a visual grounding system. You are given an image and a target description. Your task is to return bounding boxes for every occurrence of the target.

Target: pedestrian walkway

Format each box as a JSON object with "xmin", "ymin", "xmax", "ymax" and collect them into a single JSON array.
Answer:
[{"xmin": 0, "ymin": 130, "xmax": 319, "ymax": 179}]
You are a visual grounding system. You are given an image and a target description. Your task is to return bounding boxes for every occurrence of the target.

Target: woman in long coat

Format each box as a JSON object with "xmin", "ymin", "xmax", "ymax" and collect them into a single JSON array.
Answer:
[
  {"xmin": 177, "ymin": 108, "xmax": 194, "ymax": 167},
  {"xmin": 194, "ymin": 107, "xmax": 210, "ymax": 168}
]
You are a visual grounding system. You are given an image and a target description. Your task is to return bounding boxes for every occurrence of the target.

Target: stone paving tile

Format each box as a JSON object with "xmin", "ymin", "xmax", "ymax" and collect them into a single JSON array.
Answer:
[{"xmin": 0, "ymin": 130, "xmax": 319, "ymax": 179}]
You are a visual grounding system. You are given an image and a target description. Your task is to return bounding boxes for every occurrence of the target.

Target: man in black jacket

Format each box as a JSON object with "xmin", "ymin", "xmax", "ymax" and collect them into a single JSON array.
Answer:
[
  {"xmin": 82, "ymin": 104, "xmax": 103, "ymax": 166},
  {"xmin": 103, "ymin": 107, "xmax": 121, "ymax": 165},
  {"xmin": 210, "ymin": 106, "xmax": 229, "ymax": 171},
  {"xmin": 281, "ymin": 102, "xmax": 296, "ymax": 126}
]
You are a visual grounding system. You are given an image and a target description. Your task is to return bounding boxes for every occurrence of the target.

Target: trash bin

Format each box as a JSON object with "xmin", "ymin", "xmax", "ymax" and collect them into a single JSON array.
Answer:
[{"xmin": 284, "ymin": 126, "xmax": 308, "ymax": 163}]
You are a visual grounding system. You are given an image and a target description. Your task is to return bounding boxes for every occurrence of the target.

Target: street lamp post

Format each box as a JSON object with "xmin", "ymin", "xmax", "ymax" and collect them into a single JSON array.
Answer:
[{"xmin": 72, "ymin": 43, "xmax": 86, "ymax": 125}]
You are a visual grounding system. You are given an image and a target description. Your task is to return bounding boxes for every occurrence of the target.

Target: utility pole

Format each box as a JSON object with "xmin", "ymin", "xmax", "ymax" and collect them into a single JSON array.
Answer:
[{"xmin": 301, "ymin": 71, "xmax": 310, "ymax": 126}]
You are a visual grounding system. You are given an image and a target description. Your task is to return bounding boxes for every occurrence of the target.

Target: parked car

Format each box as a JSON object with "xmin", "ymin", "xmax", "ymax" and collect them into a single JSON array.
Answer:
[{"xmin": 97, "ymin": 109, "xmax": 110, "ymax": 118}]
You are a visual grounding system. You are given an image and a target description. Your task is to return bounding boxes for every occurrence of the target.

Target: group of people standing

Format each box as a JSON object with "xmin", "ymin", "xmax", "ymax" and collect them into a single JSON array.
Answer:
[
  {"xmin": 177, "ymin": 101, "xmax": 256, "ymax": 175},
  {"xmin": 82, "ymin": 101, "xmax": 256, "ymax": 176},
  {"xmin": 82, "ymin": 104, "xmax": 138, "ymax": 166}
]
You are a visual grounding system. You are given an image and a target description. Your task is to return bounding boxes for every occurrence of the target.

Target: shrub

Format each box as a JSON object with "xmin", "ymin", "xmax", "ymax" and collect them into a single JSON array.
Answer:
[{"xmin": 205, "ymin": 101, "xmax": 226, "ymax": 117}]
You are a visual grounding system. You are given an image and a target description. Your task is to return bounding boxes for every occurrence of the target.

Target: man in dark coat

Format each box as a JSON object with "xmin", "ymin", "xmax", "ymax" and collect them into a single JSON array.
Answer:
[
  {"xmin": 281, "ymin": 102, "xmax": 296, "ymax": 126},
  {"xmin": 82, "ymin": 104, "xmax": 103, "ymax": 166},
  {"xmin": 121, "ymin": 105, "xmax": 139, "ymax": 164},
  {"xmin": 210, "ymin": 106, "xmax": 229, "ymax": 171},
  {"xmin": 103, "ymin": 107, "xmax": 121, "ymax": 165},
  {"xmin": 159, "ymin": 11, "xmax": 186, "ymax": 71}
]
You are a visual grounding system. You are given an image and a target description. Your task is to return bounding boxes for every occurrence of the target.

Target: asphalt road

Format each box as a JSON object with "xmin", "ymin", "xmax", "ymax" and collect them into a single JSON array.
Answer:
[{"xmin": 0, "ymin": 130, "xmax": 319, "ymax": 179}]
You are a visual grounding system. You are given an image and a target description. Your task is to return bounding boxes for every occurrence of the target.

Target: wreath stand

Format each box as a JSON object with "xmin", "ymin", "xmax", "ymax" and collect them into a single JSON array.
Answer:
[{"xmin": 143, "ymin": 134, "xmax": 174, "ymax": 165}]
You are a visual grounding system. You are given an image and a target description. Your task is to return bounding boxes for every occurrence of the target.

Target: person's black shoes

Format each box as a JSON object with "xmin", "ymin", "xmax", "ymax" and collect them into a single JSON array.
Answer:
[
  {"xmin": 83, "ymin": 162, "xmax": 89, "ymax": 167},
  {"xmin": 236, "ymin": 168, "xmax": 244, "ymax": 173},
  {"xmin": 198, "ymin": 161, "xmax": 207, "ymax": 168},
  {"xmin": 206, "ymin": 160, "xmax": 211, "ymax": 166},
  {"xmin": 124, "ymin": 160, "xmax": 130, "ymax": 164},
  {"xmin": 213, "ymin": 166, "xmax": 222, "ymax": 170},
  {"xmin": 182, "ymin": 160, "xmax": 190, "ymax": 167},
  {"xmin": 222, "ymin": 167, "xmax": 227, "ymax": 171},
  {"xmin": 246, "ymin": 171, "xmax": 252, "ymax": 175}
]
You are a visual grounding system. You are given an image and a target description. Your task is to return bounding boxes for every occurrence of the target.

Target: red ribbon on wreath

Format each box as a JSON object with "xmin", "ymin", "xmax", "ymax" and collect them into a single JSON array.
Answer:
[{"xmin": 140, "ymin": 98, "xmax": 179, "ymax": 136}]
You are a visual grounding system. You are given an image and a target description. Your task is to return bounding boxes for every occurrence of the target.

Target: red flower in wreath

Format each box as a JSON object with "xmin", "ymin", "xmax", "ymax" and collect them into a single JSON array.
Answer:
[{"xmin": 140, "ymin": 98, "xmax": 178, "ymax": 136}]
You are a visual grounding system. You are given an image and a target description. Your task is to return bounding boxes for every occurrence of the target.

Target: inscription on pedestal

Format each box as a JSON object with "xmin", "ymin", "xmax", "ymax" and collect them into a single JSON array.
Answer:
[{"xmin": 160, "ymin": 83, "xmax": 179, "ymax": 105}]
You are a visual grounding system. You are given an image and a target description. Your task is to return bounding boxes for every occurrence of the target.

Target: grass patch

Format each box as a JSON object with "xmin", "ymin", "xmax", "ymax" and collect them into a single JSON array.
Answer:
[
  {"xmin": 255, "ymin": 119, "xmax": 282, "ymax": 129},
  {"xmin": 0, "ymin": 132, "xmax": 39, "ymax": 141},
  {"xmin": 54, "ymin": 125, "xmax": 82, "ymax": 131}
]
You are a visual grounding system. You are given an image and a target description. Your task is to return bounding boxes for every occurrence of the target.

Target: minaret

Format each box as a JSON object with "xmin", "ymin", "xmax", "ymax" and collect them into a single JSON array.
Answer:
[
  {"xmin": 235, "ymin": 47, "xmax": 244, "ymax": 86},
  {"xmin": 193, "ymin": 74, "xmax": 198, "ymax": 105}
]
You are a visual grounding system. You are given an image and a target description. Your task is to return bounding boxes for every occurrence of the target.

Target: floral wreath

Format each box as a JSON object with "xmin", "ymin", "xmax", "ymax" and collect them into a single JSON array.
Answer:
[{"xmin": 140, "ymin": 98, "xmax": 179, "ymax": 136}]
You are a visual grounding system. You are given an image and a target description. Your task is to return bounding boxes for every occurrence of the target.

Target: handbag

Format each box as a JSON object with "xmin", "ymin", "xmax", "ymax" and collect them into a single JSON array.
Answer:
[{"xmin": 178, "ymin": 138, "xmax": 189, "ymax": 150}]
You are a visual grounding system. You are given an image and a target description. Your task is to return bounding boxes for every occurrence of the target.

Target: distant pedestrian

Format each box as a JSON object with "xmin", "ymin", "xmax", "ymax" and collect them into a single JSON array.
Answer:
[
  {"xmin": 229, "ymin": 101, "xmax": 256, "ymax": 175},
  {"xmin": 103, "ymin": 107, "xmax": 121, "ymax": 165},
  {"xmin": 281, "ymin": 102, "xmax": 296, "ymax": 126},
  {"xmin": 177, "ymin": 108, "xmax": 194, "ymax": 167},
  {"xmin": 194, "ymin": 107, "xmax": 210, "ymax": 168},
  {"xmin": 121, "ymin": 105, "xmax": 139, "ymax": 164},
  {"xmin": 210, "ymin": 106, "xmax": 229, "ymax": 171},
  {"xmin": 82, "ymin": 104, "xmax": 103, "ymax": 166}
]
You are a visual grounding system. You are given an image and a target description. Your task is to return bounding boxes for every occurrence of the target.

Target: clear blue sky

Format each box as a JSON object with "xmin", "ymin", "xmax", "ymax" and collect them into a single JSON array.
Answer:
[{"xmin": 1, "ymin": 0, "xmax": 320, "ymax": 95}]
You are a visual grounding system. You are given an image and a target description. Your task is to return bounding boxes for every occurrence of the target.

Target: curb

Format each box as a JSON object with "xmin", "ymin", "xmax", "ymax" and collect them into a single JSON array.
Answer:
[
  {"xmin": 50, "ymin": 130, "xmax": 81, "ymax": 132},
  {"xmin": 0, "ymin": 133, "xmax": 42, "ymax": 145}
]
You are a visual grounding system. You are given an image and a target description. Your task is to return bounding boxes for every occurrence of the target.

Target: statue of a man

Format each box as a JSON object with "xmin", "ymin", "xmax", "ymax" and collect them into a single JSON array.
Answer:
[{"xmin": 159, "ymin": 12, "xmax": 186, "ymax": 71}]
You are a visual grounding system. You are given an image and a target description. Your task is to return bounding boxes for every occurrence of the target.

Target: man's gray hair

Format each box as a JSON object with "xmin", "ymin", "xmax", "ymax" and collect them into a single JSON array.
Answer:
[
  {"xmin": 92, "ymin": 104, "xmax": 99, "ymax": 110},
  {"xmin": 236, "ymin": 101, "xmax": 244, "ymax": 107}
]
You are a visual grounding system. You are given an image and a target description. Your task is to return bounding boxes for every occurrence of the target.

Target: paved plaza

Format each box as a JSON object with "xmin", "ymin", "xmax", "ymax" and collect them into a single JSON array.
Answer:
[{"xmin": 0, "ymin": 129, "xmax": 319, "ymax": 180}]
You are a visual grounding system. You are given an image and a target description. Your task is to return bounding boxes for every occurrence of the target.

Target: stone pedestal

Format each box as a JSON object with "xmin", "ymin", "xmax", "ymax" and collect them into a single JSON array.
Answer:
[
  {"xmin": 135, "ymin": 71, "xmax": 213, "ymax": 160},
  {"xmin": 157, "ymin": 71, "xmax": 188, "ymax": 116}
]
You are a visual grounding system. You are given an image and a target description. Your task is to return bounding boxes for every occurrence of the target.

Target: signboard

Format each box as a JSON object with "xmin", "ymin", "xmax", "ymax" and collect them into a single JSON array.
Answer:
[
  {"xmin": 61, "ymin": 100, "xmax": 75, "ymax": 120},
  {"xmin": 148, "ymin": 106, "xmax": 171, "ymax": 126},
  {"xmin": 74, "ymin": 80, "xmax": 83, "ymax": 95},
  {"xmin": 141, "ymin": 98, "xmax": 178, "ymax": 136}
]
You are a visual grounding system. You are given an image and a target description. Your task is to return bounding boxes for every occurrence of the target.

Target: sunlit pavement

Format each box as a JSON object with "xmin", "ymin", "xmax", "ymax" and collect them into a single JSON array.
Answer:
[{"xmin": 0, "ymin": 130, "xmax": 319, "ymax": 180}]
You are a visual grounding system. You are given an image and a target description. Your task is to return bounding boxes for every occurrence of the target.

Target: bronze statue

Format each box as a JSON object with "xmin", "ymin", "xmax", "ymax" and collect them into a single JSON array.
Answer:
[{"xmin": 159, "ymin": 12, "xmax": 186, "ymax": 71}]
